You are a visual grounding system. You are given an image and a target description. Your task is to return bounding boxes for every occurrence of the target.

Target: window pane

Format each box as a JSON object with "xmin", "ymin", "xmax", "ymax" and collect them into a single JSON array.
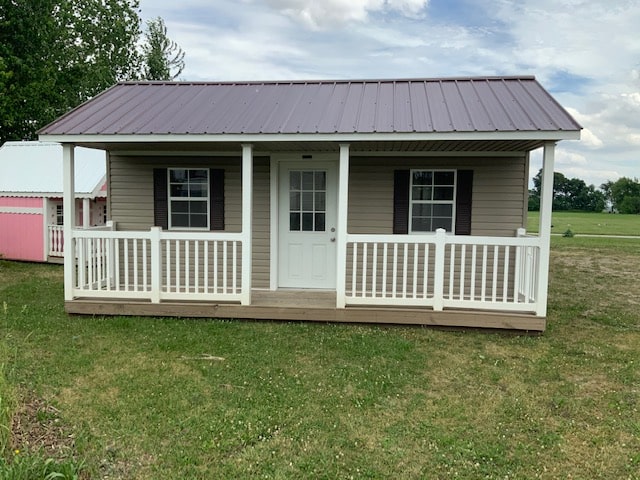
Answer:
[
  {"xmin": 290, "ymin": 212, "xmax": 300, "ymax": 231},
  {"xmin": 314, "ymin": 171, "xmax": 326, "ymax": 190},
  {"xmin": 190, "ymin": 214, "xmax": 208, "ymax": 228},
  {"xmin": 302, "ymin": 171, "xmax": 314, "ymax": 190},
  {"xmin": 315, "ymin": 192, "xmax": 325, "ymax": 211},
  {"xmin": 302, "ymin": 213, "xmax": 313, "ymax": 231},
  {"xmin": 432, "ymin": 204, "xmax": 453, "ymax": 216},
  {"xmin": 290, "ymin": 171, "xmax": 301, "ymax": 190},
  {"xmin": 189, "ymin": 183, "xmax": 208, "ymax": 197},
  {"xmin": 413, "ymin": 171, "xmax": 432, "ymax": 185},
  {"xmin": 170, "ymin": 169, "xmax": 187, "ymax": 182},
  {"xmin": 170, "ymin": 184, "xmax": 188, "ymax": 197},
  {"xmin": 171, "ymin": 213, "xmax": 189, "ymax": 227},
  {"xmin": 412, "ymin": 186, "xmax": 432, "ymax": 201},
  {"xmin": 190, "ymin": 200, "xmax": 207, "ymax": 214},
  {"xmin": 433, "ymin": 217, "xmax": 452, "ymax": 231},
  {"xmin": 412, "ymin": 203, "xmax": 432, "ymax": 217},
  {"xmin": 171, "ymin": 201, "xmax": 188, "ymax": 213},
  {"xmin": 411, "ymin": 217, "xmax": 431, "ymax": 232},
  {"xmin": 302, "ymin": 192, "xmax": 313, "ymax": 211},
  {"xmin": 290, "ymin": 192, "xmax": 300, "ymax": 210},
  {"xmin": 189, "ymin": 169, "xmax": 208, "ymax": 182},
  {"xmin": 315, "ymin": 213, "xmax": 325, "ymax": 231},
  {"xmin": 433, "ymin": 186, "xmax": 454, "ymax": 201},
  {"xmin": 434, "ymin": 171, "xmax": 455, "ymax": 185}
]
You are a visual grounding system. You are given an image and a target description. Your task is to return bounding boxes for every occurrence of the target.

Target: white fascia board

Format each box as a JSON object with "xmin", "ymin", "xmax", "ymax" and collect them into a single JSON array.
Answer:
[{"xmin": 39, "ymin": 130, "xmax": 581, "ymax": 144}]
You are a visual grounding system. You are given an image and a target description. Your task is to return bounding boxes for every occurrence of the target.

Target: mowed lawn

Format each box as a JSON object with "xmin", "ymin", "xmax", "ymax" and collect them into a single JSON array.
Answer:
[
  {"xmin": 1, "ymin": 236, "xmax": 639, "ymax": 479},
  {"xmin": 527, "ymin": 210, "xmax": 640, "ymax": 236}
]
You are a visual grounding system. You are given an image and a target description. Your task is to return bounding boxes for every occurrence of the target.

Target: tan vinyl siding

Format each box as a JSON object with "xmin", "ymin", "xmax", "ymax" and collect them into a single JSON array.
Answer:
[
  {"xmin": 108, "ymin": 154, "xmax": 270, "ymax": 288},
  {"xmin": 347, "ymin": 156, "xmax": 527, "ymax": 237}
]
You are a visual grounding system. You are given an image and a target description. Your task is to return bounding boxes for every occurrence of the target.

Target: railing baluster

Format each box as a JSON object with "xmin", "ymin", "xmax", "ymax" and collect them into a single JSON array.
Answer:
[
  {"xmin": 448, "ymin": 244, "xmax": 456, "ymax": 299},
  {"xmin": 459, "ymin": 245, "xmax": 466, "ymax": 300},
  {"xmin": 401, "ymin": 243, "xmax": 408, "ymax": 298},
  {"xmin": 470, "ymin": 245, "xmax": 477, "ymax": 301},
  {"xmin": 350, "ymin": 243, "xmax": 357, "ymax": 297},
  {"xmin": 481, "ymin": 245, "xmax": 487, "ymax": 301},
  {"xmin": 204, "ymin": 241, "xmax": 209, "ymax": 294},
  {"xmin": 232, "ymin": 241, "xmax": 237, "ymax": 294},
  {"xmin": 223, "ymin": 241, "xmax": 228, "ymax": 294},
  {"xmin": 412, "ymin": 243, "xmax": 418, "ymax": 299},
  {"xmin": 503, "ymin": 246, "xmax": 510, "ymax": 302},
  {"xmin": 142, "ymin": 239, "xmax": 148, "ymax": 292},
  {"xmin": 492, "ymin": 245, "xmax": 498, "ymax": 302},
  {"xmin": 176, "ymin": 240, "xmax": 181, "ymax": 293},
  {"xmin": 423, "ymin": 244, "xmax": 429, "ymax": 299},
  {"xmin": 362, "ymin": 243, "xmax": 368, "ymax": 298},
  {"xmin": 124, "ymin": 239, "xmax": 129, "ymax": 291},
  {"xmin": 195, "ymin": 241, "xmax": 200, "ymax": 293},
  {"xmin": 185, "ymin": 241, "xmax": 190, "ymax": 293},
  {"xmin": 392, "ymin": 243, "xmax": 398, "ymax": 298},
  {"xmin": 372, "ymin": 243, "xmax": 378, "ymax": 298},
  {"xmin": 133, "ymin": 239, "xmax": 139, "ymax": 292},
  {"xmin": 382, "ymin": 243, "xmax": 388, "ymax": 298}
]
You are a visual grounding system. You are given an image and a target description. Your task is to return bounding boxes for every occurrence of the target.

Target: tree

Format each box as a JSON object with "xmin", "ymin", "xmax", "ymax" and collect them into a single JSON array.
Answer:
[
  {"xmin": 529, "ymin": 169, "xmax": 605, "ymax": 212},
  {"xmin": 0, "ymin": 0, "xmax": 142, "ymax": 144},
  {"xmin": 141, "ymin": 17, "xmax": 185, "ymax": 81},
  {"xmin": 610, "ymin": 177, "xmax": 640, "ymax": 214}
]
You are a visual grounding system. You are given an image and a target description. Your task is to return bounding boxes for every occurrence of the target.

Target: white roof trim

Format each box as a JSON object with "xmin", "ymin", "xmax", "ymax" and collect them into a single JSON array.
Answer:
[{"xmin": 39, "ymin": 130, "xmax": 581, "ymax": 144}]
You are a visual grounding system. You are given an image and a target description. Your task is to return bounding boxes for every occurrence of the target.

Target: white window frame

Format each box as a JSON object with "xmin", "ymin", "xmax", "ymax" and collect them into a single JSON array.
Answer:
[
  {"xmin": 55, "ymin": 204, "xmax": 64, "ymax": 226},
  {"xmin": 409, "ymin": 169, "xmax": 457, "ymax": 234},
  {"xmin": 168, "ymin": 168, "xmax": 210, "ymax": 230}
]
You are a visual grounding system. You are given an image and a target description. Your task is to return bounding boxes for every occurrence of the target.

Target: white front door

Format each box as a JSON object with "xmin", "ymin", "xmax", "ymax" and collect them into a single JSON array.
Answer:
[{"xmin": 278, "ymin": 161, "xmax": 337, "ymax": 289}]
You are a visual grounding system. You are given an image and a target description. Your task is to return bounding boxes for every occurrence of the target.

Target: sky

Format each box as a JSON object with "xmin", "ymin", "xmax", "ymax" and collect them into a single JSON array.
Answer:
[{"xmin": 138, "ymin": 0, "xmax": 640, "ymax": 188}]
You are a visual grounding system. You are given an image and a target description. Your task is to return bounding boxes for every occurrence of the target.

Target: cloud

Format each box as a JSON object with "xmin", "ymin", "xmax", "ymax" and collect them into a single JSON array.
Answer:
[{"xmin": 262, "ymin": 0, "xmax": 429, "ymax": 29}]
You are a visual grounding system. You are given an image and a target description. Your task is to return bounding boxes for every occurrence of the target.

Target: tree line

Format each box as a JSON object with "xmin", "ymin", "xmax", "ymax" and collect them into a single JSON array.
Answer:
[
  {"xmin": 0, "ymin": 0, "xmax": 185, "ymax": 145},
  {"xmin": 529, "ymin": 170, "xmax": 640, "ymax": 214}
]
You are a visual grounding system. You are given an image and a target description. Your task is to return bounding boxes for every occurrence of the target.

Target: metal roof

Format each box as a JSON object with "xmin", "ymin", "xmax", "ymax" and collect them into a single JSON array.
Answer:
[
  {"xmin": 39, "ymin": 77, "xmax": 581, "ymax": 137},
  {"xmin": 0, "ymin": 141, "xmax": 106, "ymax": 197}
]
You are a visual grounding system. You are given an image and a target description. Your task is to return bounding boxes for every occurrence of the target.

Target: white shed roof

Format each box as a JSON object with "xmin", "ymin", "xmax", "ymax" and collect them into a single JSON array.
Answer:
[{"xmin": 0, "ymin": 141, "xmax": 106, "ymax": 198}]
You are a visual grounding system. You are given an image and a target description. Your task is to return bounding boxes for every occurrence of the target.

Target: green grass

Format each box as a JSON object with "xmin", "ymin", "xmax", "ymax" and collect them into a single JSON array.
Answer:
[
  {"xmin": 0, "ymin": 245, "xmax": 639, "ymax": 479},
  {"xmin": 527, "ymin": 210, "xmax": 640, "ymax": 235}
]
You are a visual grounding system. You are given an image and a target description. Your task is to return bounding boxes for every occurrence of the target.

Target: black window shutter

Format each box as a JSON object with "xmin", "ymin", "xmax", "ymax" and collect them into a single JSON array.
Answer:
[
  {"xmin": 393, "ymin": 170, "xmax": 410, "ymax": 234},
  {"xmin": 210, "ymin": 168, "xmax": 225, "ymax": 230},
  {"xmin": 455, "ymin": 170, "xmax": 473, "ymax": 235},
  {"xmin": 153, "ymin": 168, "xmax": 168, "ymax": 229}
]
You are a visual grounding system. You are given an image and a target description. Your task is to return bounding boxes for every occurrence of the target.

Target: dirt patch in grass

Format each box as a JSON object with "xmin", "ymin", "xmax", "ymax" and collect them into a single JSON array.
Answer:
[{"xmin": 10, "ymin": 393, "xmax": 78, "ymax": 460}]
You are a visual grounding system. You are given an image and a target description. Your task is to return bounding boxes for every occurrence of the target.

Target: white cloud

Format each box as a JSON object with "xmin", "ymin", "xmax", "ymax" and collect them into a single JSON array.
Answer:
[{"xmin": 262, "ymin": 0, "xmax": 428, "ymax": 30}]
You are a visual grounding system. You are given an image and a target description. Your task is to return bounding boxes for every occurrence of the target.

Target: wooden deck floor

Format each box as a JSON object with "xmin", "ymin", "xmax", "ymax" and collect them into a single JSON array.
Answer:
[{"xmin": 66, "ymin": 289, "xmax": 545, "ymax": 331}]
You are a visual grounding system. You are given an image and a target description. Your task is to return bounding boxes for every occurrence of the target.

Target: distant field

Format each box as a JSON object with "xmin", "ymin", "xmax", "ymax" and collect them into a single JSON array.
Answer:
[{"xmin": 527, "ymin": 211, "xmax": 640, "ymax": 236}]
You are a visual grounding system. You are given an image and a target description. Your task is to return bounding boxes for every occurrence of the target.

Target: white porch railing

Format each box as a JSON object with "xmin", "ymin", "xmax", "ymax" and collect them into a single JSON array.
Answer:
[
  {"xmin": 345, "ymin": 229, "xmax": 541, "ymax": 313},
  {"xmin": 47, "ymin": 225, "xmax": 64, "ymax": 257},
  {"xmin": 71, "ymin": 226, "xmax": 244, "ymax": 303}
]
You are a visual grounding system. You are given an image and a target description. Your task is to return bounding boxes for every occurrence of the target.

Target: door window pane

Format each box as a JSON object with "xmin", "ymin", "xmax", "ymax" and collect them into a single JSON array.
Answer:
[{"xmin": 288, "ymin": 169, "xmax": 327, "ymax": 232}]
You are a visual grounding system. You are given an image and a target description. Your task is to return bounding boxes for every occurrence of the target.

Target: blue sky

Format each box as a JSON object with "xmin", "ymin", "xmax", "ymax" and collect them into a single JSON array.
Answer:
[{"xmin": 139, "ymin": 0, "xmax": 640, "ymax": 188}]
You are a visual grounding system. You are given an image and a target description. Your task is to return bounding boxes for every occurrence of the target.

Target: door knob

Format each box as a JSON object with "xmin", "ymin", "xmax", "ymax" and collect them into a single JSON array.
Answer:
[{"xmin": 330, "ymin": 237, "xmax": 336, "ymax": 242}]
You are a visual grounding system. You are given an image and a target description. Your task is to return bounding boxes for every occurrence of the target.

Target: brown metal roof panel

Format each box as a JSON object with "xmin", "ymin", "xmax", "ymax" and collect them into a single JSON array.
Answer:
[
  {"xmin": 456, "ymin": 80, "xmax": 495, "ymax": 131},
  {"xmin": 487, "ymin": 80, "xmax": 537, "ymax": 131},
  {"xmin": 297, "ymin": 82, "xmax": 337, "ymax": 133},
  {"xmin": 315, "ymin": 82, "xmax": 350, "ymax": 133},
  {"xmin": 182, "ymin": 84, "xmax": 238, "ymax": 133},
  {"xmin": 424, "ymin": 81, "xmax": 455, "ymax": 132},
  {"xmin": 522, "ymin": 80, "xmax": 582, "ymax": 130},
  {"xmin": 162, "ymin": 84, "xmax": 222, "ymax": 133},
  {"xmin": 254, "ymin": 83, "xmax": 303, "ymax": 133},
  {"xmin": 279, "ymin": 83, "xmax": 322, "ymax": 133},
  {"xmin": 336, "ymin": 82, "xmax": 365, "ymax": 133},
  {"xmin": 503, "ymin": 80, "xmax": 560, "ymax": 131},
  {"xmin": 440, "ymin": 80, "xmax": 474, "ymax": 131},
  {"xmin": 356, "ymin": 82, "xmax": 381, "ymax": 132},
  {"xmin": 222, "ymin": 83, "xmax": 273, "ymax": 133},
  {"xmin": 374, "ymin": 81, "xmax": 395, "ymax": 132},
  {"xmin": 234, "ymin": 83, "xmax": 282, "ymax": 133},
  {"xmin": 470, "ymin": 80, "xmax": 516, "ymax": 131},
  {"xmin": 198, "ymin": 83, "xmax": 252, "ymax": 133},
  {"xmin": 393, "ymin": 82, "xmax": 414, "ymax": 132},
  {"xmin": 115, "ymin": 84, "xmax": 197, "ymax": 133},
  {"xmin": 408, "ymin": 82, "xmax": 434, "ymax": 132}
]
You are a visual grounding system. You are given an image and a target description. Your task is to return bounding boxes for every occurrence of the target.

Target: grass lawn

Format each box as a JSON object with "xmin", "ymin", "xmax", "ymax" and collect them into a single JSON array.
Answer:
[
  {"xmin": 1, "ymin": 237, "xmax": 639, "ymax": 479},
  {"xmin": 527, "ymin": 210, "xmax": 640, "ymax": 235}
]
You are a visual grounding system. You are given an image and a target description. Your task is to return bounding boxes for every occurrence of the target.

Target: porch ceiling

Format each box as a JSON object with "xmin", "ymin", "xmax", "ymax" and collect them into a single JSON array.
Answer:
[{"xmin": 67, "ymin": 138, "xmax": 552, "ymax": 155}]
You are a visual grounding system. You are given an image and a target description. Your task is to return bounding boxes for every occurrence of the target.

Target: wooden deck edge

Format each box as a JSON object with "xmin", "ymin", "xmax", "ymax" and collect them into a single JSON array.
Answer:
[{"xmin": 65, "ymin": 300, "xmax": 546, "ymax": 332}]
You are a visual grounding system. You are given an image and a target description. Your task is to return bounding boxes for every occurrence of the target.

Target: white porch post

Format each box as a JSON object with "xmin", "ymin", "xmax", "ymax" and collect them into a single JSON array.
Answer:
[
  {"xmin": 536, "ymin": 142, "xmax": 555, "ymax": 317},
  {"xmin": 336, "ymin": 144, "xmax": 350, "ymax": 308},
  {"xmin": 62, "ymin": 144, "xmax": 76, "ymax": 301},
  {"xmin": 82, "ymin": 198, "xmax": 90, "ymax": 228},
  {"xmin": 241, "ymin": 144, "xmax": 253, "ymax": 305}
]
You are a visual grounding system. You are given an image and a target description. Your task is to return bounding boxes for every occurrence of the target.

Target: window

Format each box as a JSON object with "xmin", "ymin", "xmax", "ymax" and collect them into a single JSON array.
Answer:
[
  {"xmin": 410, "ymin": 170, "xmax": 456, "ymax": 232},
  {"xmin": 168, "ymin": 168, "xmax": 209, "ymax": 229},
  {"xmin": 289, "ymin": 170, "xmax": 326, "ymax": 232},
  {"xmin": 55, "ymin": 204, "xmax": 64, "ymax": 226}
]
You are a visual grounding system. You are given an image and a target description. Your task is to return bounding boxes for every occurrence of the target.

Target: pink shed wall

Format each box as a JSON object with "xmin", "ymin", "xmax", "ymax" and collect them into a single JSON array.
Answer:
[
  {"xmin": 0, "ymin": 197, "xmax": 44, "ymax": 207},
  {"xmin": 0, "ymin": 212, "xmax": 45, "ymax": 261}
]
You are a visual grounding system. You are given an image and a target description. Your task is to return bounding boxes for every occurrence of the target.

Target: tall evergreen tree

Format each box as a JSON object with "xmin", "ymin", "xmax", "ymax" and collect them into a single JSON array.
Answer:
[{"xmin": 141, "ymin": 17, "xmax": 185, "ymax": 81}]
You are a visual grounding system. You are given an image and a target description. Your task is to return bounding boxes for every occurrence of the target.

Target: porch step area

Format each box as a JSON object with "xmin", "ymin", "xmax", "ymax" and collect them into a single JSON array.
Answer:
[{"xmin": 65, "ymin": 289, "xmax": 546, "ymax": 331}]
